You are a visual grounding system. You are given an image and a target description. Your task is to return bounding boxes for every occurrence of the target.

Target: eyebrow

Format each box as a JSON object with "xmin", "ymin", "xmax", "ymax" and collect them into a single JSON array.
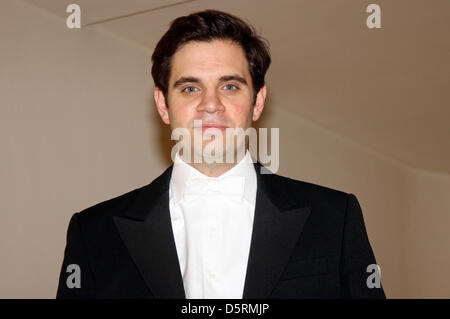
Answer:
[
  {"xmin": 218, "ymin": 75, "xmax": 248, "ymax": 86},
  {"xmin": 172, "ymin": 74, "xmax": 248, "ymax": 89},
  {"xmin": 173, "ymin": 76, "xmax": 200, "ymax": 89}
]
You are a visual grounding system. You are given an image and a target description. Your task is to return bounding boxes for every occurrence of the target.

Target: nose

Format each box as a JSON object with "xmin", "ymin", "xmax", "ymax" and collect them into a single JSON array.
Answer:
[{"xmin": 196, "ymin": 88, "xmax": 225, "ymax": 113}]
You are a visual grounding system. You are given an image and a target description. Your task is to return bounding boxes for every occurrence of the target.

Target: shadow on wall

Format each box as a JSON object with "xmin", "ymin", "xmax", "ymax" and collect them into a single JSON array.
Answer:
[{"xmin": 146, "ymin": 92, "xmax": 174, "ymax": 165}]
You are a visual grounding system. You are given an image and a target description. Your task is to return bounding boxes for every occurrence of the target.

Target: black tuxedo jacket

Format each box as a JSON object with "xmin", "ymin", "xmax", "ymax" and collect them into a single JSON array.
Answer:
[{"xmin": 56, "ymin": 162, "xmax": 386, "ymax": 299}]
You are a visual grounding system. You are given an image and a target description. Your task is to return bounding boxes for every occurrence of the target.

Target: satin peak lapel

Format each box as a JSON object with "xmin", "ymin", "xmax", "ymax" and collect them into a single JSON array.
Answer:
[
  {"xmin": 113, "ymin": 166, "xmax": 186, "ymax": 299},
  {"xmin": 242, "ymin": 162, "xmax": 312, "ymax": 299}
]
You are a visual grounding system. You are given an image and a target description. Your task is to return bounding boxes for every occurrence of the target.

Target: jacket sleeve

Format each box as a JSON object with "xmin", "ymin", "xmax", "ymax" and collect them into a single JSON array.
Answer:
[
  {"xmin": 56, "ymin": 212, "xmax": 95, "ymax": 299},
  {"xmin": 339, "ymin": 193, "xmax": 386, "ymax": 298}
]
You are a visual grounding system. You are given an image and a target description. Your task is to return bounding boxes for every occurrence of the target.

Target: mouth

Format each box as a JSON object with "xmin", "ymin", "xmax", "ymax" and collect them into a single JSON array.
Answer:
[{"xmin": 195, "ymin": 122, "xmax": 228, "ymax": 132}]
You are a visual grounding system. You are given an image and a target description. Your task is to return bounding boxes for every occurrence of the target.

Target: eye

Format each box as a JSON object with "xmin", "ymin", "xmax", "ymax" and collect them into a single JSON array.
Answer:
[
  {"xmin": 223, "ymin": 84, "xmax": 238, "ymax": 91},
  {"xmin": 182, "ymin": 86, "xmax": 199, "ymax": 93}
]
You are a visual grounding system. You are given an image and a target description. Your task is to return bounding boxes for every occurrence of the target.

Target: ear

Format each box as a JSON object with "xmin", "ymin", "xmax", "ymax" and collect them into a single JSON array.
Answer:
[
  {"xmin": 252, "ymin": 84, "xmax": 267, "ymax": 121},
  {"xmin": 154, "ymin": 87, "xmax": 170, "ymax": 125}
]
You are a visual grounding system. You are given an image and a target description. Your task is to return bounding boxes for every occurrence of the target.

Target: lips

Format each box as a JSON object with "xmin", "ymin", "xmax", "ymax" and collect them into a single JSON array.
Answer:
[
  {"xmin": 194, "ymin": 121, "xmax": 228, "ymax": 131},
  {"xmin": 202, "ymin": 123, "xmax": 227, "ymax": 130}
]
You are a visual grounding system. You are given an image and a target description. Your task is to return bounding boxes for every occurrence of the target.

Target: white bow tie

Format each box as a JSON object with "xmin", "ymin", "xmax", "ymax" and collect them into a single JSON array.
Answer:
[{"xmin": 183, "ymin": 175, "xmax": 245, "ymax": 203}]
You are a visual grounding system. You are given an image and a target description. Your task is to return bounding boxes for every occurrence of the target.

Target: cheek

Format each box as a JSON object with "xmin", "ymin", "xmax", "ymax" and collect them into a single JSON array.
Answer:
[
  {"xmin": 226, "ymin": 102, "xmax": 253, "ymax": 125},
  {"xmin": 168, "ymin": 102, "xmax": 193, "ymax": 123}
]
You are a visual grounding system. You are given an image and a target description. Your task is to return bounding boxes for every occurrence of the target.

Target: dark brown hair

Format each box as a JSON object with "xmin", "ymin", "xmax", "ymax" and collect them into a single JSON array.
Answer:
[{"xmin": 151, "ymin": 10, "xmax": 271, "ymax": 105}]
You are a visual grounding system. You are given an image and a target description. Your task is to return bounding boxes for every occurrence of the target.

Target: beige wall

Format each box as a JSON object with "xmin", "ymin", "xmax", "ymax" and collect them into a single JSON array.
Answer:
[
  {"xmin": 0, "ymin": 0, "xmax": 167, "ymax": 298},
  {"xmin": 402, "ymin": 170, "xmax": 450, "ymax": 298},
  {"xmin": 1, "ymin": 0, "xmax": 448, "ymax": 298}
]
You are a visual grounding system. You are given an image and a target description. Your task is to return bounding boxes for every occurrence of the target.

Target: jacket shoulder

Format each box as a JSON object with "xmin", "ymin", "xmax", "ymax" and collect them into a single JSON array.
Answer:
[
  {"xmin": 268, "ymin": 171, "xmax": 351, "ymax": 212},
  {"xmin": 75, "ymin": 165, "xmax": 173, "ymax": 225},
  {"xmin": 74, "ymin": 183, "xmax": 149, "ymax": 227}
]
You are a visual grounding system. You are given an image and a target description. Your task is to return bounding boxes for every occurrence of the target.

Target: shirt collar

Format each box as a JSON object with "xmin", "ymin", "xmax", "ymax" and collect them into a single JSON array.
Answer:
[{"xmin": 170, "ymin": 151, "xmax": 257, "ymax": 206}]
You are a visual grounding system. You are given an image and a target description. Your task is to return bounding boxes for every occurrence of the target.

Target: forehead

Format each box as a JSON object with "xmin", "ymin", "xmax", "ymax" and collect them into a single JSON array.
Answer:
[{"xmin": 169, "ymin": 40, "xmax": 250, "ymax": 82}]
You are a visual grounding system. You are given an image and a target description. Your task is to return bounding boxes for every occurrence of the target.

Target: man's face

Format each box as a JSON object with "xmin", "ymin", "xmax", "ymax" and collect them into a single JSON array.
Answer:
[{"xmin": 154, "ymin": 39, "xmax": 266, "ymax": 163}]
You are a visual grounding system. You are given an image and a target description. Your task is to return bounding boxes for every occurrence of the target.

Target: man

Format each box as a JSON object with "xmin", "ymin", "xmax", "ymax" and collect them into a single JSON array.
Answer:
[{"xmin": 57, "ymin": 10, "xmax": 386, "ymax": 299}]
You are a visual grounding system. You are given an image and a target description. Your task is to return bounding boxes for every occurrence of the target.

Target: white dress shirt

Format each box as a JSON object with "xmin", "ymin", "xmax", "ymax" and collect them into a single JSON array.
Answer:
[{"xmin": 169, "ymin": 151, "xmax": 257, "ymax": 299}]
